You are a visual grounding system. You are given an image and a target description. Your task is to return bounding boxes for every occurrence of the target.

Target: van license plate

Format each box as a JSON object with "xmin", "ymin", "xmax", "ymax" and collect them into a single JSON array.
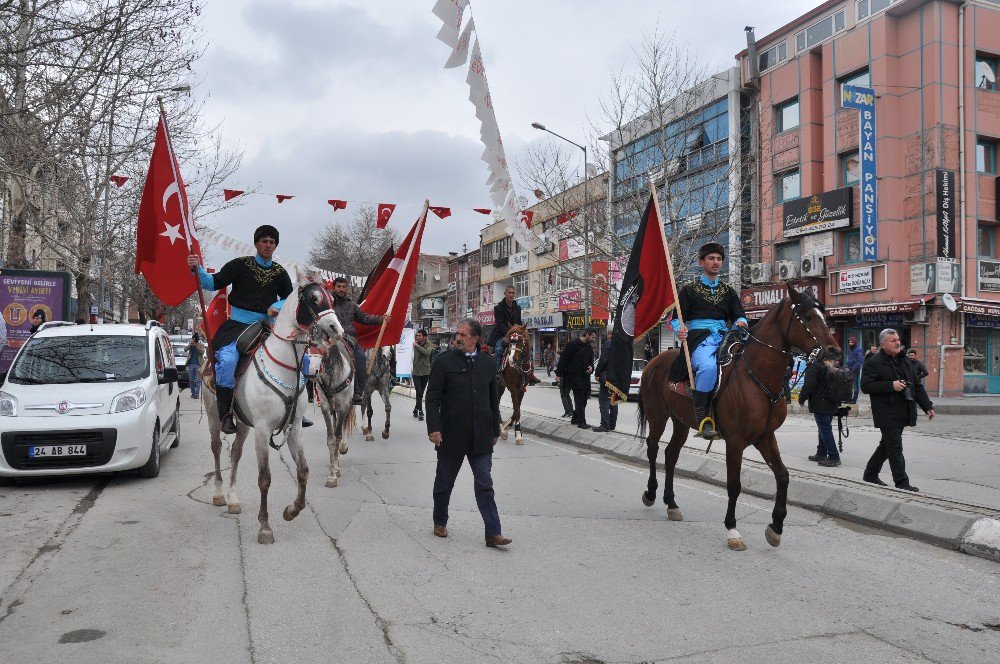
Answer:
[{"xmin": 29, "ymin": 445, "xmax": 87, "ymax": 458}]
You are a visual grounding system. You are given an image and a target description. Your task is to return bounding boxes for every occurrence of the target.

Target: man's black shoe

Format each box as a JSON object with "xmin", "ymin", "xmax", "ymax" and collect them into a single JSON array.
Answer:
[
  {"xmin": 896, "ymin": 483, "xmax": 919, "ymax": 492},
  {"xmin": 818, "ymin": 458, "xmax": 841, "ymax": 467},
  {"xmin": 863, "ymin": 476, "xmax": 889, "ymax": 486},
  {"xmin": 808, "ymin": 453, "xmax": 827, "ymax": 462},
  {"xmin": 560, "ymin": 413, "xmax": 571, "ymax": 418},
  {"xmin": 577, "ymin": 423, "xmax": 591, "ymax": 430},
  {"xmin": 302, "ymin": 417, "xmax": 314, "ymax": 428},
  {"xmin": 412, "ymin": 408, "xmax": 419, "ymax": 419},
  {"xmin": 418, "ymin": 412, "xmax": 424, "ymax": 421},
  {"xmin": 592, "ymin": 426, "xmax": 610, "ymax": 433},
  {"xmin": 528, "ymin": 377, "xmax": 540, "ymax": 385}
]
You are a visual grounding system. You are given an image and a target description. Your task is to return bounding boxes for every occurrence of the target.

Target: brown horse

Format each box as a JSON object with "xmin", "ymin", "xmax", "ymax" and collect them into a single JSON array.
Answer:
[
  {"xmin": 637, "ymin": 286, "xmax": 839, "ymax": 551},
  {"xmin": 496, "ymin": 324, "xmax": 530, "ymax": 445}
]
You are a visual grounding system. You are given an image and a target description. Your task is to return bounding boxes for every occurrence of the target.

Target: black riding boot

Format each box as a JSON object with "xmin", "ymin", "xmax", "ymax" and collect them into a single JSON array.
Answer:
[
  {"xmin": 352, "ymin": 364, "xmax": 368, "ymax": 405},
  {"xmin": 216, "ymin": 386, "xmax": 237, "ymax": 435},
  {"xmin": 692, "ymin": 390, "xmax": 719, "ymax": 439}
]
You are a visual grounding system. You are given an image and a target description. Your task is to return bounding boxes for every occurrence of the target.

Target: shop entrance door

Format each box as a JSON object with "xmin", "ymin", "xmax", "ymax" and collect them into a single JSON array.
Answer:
[{"xmin": 963, "ymin": 327, "xmax": 1000, "ymax": 393}]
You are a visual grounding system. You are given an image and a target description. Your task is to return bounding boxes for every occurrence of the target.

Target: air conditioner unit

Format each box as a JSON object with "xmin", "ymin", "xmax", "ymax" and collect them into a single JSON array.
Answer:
[
  {"xmin": 777, "ymin": 260, "xmax": 800, "ymax": 280},
  {"xmin": 907, "ymin": 306, "xmax": 929, "ymax": 324},
  {"xmin": 749, "ymin": 262, "xmax": 772, "ymax": 284},
  {"xmin": 649, "ymin": 166, "xmax": 665, "ymax": 182},
  {"xmin": 665, "ymin": 157, "xmax": 681, "ymax": 176},
  {"xmin": 800, "ymin": 253, "xmax": 825, "ymax": 277},
  {"xmin": 684, "ymin": 214, "xmax": 703, "ymax": 233}
]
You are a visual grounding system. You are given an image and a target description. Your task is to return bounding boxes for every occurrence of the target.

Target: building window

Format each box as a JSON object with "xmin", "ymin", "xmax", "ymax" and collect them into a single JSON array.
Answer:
[
  {"xmin": 794, "ymin": 10, "xmax": 846, "ymax": 53},
  {"xmin": 977, "ymin": 139, "xmax": 998, "ymax": 174},
  {"xmin": 758, "ymin": 41, "xmax": 787, "ymax": 72},
  {"xmin": 776, "ymin": 170, "xmax": 801, "ymax": 203},
  {"xmin": 978, "ymin": 225, "xmax": 994, "ymax": 257},
  {"xmin": 777, "ymin": 241, "xmax": 801, "ymax": 264},
  {"xmin": 857, "ymin": 0, "xmax": 899, "ymax": 21},
  {"xmin": 844, "ymin": 229, "xmax": 862, "ymax": 264},
  {"xmin": 976, "ymin": 54, "xmax": 999, "ymax": 91},
  {"xmin": 775, "ymin": 98, "xmax": 800, "ymax": 133},
  {"xmin": 513, "ymin": 273, "xmax": 530, "ymax": 299},
  {"xmin": 841, "ymin": 151, "xmax": 861, "ymax": 185},
  {"xmin": 839, "ymin": 68, "xmax": 871, "ymax": 106}
]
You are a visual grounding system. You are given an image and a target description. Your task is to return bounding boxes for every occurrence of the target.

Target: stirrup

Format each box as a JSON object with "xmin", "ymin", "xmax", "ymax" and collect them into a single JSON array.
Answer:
[{"xmin": 695, "ymin": 416, "xmax": 720, "ymax": 440}]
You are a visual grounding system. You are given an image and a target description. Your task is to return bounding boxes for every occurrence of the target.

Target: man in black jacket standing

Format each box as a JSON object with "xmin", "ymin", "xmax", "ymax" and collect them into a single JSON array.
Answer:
[
  {"xmin": 425, "ymin": 318, "xmax": 511, "ymax": 548},
  {"xmin": 861, "ymin": 328, "xmax": 935, "ymax": 492},
  {"xmin": 556, "ymin": 327, "xmax": 597, "ymax": 429},
  {"xmin": 593, "ymin": 330, "xmax": 617, "ymax": 433},
  {"xmin": 798, "ymin": 357, "xmax": 842, "ymax": 467}
]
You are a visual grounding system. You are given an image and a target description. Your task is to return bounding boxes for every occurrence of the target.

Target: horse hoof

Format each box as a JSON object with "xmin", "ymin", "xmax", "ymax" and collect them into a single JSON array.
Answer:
[
  {"xmin": 365, "ymin": 435, "xmax": 374, "ymax": 441},
  {"xmin": 339, "ymin": 444, "xmax": 348, "ymax": 455},
  {"xmin": 381, "ymin": 431, "xmax": 389, "ymax": 440},
  {"xmin": 765, "ymin": 525, "xmax": 782, "ymax": 547},
  {"xmin": 227, "ymin": 503, "xmax": 241, "ymax": 514},
  {"xmin": 667, "ymin": 508, "xmax": 684, "ymax": 521},
  {"xmin": 325, "ymin": 476, "xmax": 338, "ymax": 488},
  {"xmin": 727, "ymin": 538, "xmax": 747, "ymax": 552},
  {"xmin": 500, "ymin": 431, "xmax": 509, "ymax": 441},
  {"xmin": 258, "ymin": 530, "xmax": 274, "ymax": 545},
  {"xmin": 361, "ymin": 427, "xmax": 370, "ymax": 435},
  {"xmin": 283, "ymin": 506, "xmax": 297, "ymax": 521},
  {"xmin": 642, "ymin": 492, "xmax": 655, "ymax": 507},
  {"xmin": 212, "ymin": 495, "xmax": 226, "ymax": 506}
]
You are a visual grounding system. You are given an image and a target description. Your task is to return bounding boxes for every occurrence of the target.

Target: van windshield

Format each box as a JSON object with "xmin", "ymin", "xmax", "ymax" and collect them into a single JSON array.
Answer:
[{"xmin": 8, "ymin": 335, "xmax": 149, "ymax": 384}]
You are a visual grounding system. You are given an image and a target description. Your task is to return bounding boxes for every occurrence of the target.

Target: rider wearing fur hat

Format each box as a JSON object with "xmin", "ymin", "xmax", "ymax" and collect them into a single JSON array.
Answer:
[
  {"xmin": 187, "ymin": 224, "xmax": 294, "ymax": 434},
  {"xmin": 671, "ymin": 241, "xmax": 748, "ymax": 439}
]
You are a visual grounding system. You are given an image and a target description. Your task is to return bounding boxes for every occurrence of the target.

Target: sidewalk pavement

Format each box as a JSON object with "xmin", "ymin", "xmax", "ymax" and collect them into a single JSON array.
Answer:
[{"xmin": 395, "ymin": 383, "xmax": 1000, "ymax": 565}]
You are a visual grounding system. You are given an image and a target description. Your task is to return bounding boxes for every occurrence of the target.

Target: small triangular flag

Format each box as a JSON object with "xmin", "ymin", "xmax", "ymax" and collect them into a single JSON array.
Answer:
[
  {"xmin": 429, "ymin": 206, "xmax": 451, "ymax": 219},
  {"xmin": 328, "ymin": 199, "xmax": 347, "ymax": 210},
  {"xmin": 109, "ymin": 175, "xmax": 129, "ymax": 188},
  {"xmin": 276, "ymin": 195, "xmax": 294, "ymax": 203},
  {"xmin": 223, "ymin": 189, "xmax": 245, "ymax": 201}
]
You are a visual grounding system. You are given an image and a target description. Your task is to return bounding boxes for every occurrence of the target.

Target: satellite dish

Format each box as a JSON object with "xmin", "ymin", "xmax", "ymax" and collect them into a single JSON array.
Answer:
[
  {"xmin": 976, "ymin": 60, "xmax": 996, "ymax": 86},
  {"xmin": 942, "ymin": 293, "xmax": 957, "ymax": 312}
]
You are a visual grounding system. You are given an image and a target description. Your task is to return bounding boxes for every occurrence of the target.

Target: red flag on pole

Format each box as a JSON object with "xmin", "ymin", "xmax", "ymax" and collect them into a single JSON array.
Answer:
[
  {"xmin": 135, "ymin": 111, "xmax": 202, "ymax": 307},
  {"xmin": 355, "ymin": 209, "xmax": 429, "ymax": 349},
  {"xmin": 360, "ymin": 245, "xmax": 395, "ymax": 303},
  {"xmin": 223, "ymin": 189, "xmax": 245, "ymax": 201},
  {"xmin": 201, "ymin": 289, "xmax": 230, "ymax": 340},
  {"xmin": 376, "ymin": 203, "xmax": 396, "ymax": 228},
  {"xmin": 328, "ymin": 199, "xmax": 347, "ymax": 211}
]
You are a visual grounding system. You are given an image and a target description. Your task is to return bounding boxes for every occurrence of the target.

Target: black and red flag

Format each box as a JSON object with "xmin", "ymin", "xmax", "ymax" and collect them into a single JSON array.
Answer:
[{"xmin": 604, "ymin": 191, "xmax": 677, "ymax": 402}]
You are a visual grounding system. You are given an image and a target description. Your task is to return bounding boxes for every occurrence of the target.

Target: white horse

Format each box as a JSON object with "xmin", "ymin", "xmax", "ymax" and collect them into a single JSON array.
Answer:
[
  {"xmin": 361, "ymin": 346, "xmax": 393, "ymax": 442},
  {"xmin": 202, "ymin": 283, "xmax": 343, "ymax": 544},
  {"xmin": 314, "ymin": 336, "xmax": 356, "ymax": 487}
]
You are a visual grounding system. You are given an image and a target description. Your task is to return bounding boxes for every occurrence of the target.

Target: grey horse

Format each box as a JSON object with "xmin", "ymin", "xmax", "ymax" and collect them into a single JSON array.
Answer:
[
  {"xmin": 315, "ymin": 336, "xmax": 356, "ymax": 487},
  {"xmin": 361, "ymin": 346, "xmax": 392, "ymax": 441}
]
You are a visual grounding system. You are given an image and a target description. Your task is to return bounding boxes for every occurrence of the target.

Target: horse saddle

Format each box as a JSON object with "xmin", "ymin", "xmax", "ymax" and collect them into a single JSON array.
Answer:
[{"xmin": 235, "ymin": 321, "xmax": 270, "ymax": 378}]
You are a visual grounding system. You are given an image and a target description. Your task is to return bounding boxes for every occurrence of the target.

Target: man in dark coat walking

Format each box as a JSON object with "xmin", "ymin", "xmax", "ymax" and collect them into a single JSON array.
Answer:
[
  {"xmin": 798, "ymin": 357, "xmax": 842, "ymax": 466},
  {"xmin": 861, "ymin": 328, "xmax": 935, "ymax": 492},
  {"xmin": 425, "ymin": 318, "xmax": 511, "ymax": 548},
  {"xmin": 593, "ymin": 330, "xmax": 618, "ymax": 433},
  {"xmin": 556, "ymin": 327, "xmax": 597, "ymax": 429}
]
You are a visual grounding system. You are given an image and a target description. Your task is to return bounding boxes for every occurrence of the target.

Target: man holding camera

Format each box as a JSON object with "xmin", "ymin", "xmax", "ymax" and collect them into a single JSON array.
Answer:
[{"xmin": 860, "ymin": 328, "xmax": 935, "ymax": 492}]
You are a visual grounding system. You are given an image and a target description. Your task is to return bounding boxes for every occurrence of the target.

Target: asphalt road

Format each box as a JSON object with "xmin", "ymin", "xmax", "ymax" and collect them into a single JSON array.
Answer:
[{"xmin": 1, "ymin": 393, "xmax": 998, "ymax": 663}]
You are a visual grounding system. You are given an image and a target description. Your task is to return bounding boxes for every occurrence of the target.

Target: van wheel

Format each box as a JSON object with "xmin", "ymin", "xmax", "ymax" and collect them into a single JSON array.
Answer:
[
  {"xmin": 170, "ymin": 403, "xmax": 180, "ymax": 448},
  {"xmin": 139, "ymin": 426, "xmax": 161, "ymax": 478}
]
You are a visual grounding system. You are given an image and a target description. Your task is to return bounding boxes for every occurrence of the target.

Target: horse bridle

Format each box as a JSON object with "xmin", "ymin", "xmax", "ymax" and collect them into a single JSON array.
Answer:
[
  {"xmin": 507, "ymin": 332, "xmax": 531, "ymax": 374},
  {"xmin": 745, "ymin": 299, "xmax": 826, "ymax": 362}
]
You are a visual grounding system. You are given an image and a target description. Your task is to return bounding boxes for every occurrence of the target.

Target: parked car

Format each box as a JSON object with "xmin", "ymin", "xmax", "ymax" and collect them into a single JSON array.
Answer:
[
  {"xmin": 593, "ymin": 357, "xmax": 647, "ymax": 396},
  {"xmin": 0, "ymin": 321, "xmax": 181, "ymax": 480},
  {"xmin": 169, "ymin": 334, "xmax": 191, "ymax": 389}
]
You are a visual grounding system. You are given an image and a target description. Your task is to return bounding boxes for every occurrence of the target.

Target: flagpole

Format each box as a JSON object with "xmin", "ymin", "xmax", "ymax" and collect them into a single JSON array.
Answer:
[
  {"xmin": 366, "ymin": 199, "xmax": 430, "ymax": 373},
  {"xmin": 648, "ymin": 181, "xmax": 695, "ymax": 388},
  {"xmin": 158, "ymin": 95, "xmax": 214, "ymax": 368}
]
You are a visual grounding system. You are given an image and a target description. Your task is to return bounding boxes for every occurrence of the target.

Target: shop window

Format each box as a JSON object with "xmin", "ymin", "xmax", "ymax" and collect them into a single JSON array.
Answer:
[
  {"xmin": 976, "ymin": 138, "xmax": 997, "ymax": 174},
  {"xmin": 777, "ymin": 240, "xmax": 802, "ymax": 264},
  {"xmin": 841, "ymin": 151, "xmax": 861, "ymax": 185},
  {"xmin": 775, "ymin": 98, "xmax": 800, "ymax": 133},
  {"xmin": 839, "ymin": 68, "xmax": 871, "ymax": 106},
  {"xmin": 978, "ymin": 225, "xmax": 994, "ymax": 258},
  {"xmin": 776, "ymin": 169, "xmax": 801, "ymax": 203},
  {"xmin": 976, "ymin": 54, "xmax": 998, "ymax": 91},
  {"xmin": 844, "ymin": 229, "xmax": 862, "ymax": 264},
  {"xmin": 964, "ymin": 328, "xmax": 987, "ymax": 374}
]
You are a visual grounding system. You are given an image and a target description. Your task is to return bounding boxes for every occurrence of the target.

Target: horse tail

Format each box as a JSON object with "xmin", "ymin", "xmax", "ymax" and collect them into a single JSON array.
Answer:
[
  {"xmin": 637, "ymin": 395, "xmax": 647, "ymax": 440},
  {"xmin": 341, "ymin": 404, "xmax": 356, "ymax": 438}
]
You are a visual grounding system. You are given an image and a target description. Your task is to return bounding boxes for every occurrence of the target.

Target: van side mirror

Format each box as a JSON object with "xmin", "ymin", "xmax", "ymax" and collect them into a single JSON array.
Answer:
[{"xmin": 159, "ymin": 367, "xmax": 179, "ymax": 384}]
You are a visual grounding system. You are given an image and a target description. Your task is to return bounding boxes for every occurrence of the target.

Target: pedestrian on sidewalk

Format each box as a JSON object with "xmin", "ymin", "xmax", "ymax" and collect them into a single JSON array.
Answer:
[
  {"xmin": 798, "ymin": 357, "xmax": 841, "ymax": 466},
  {"xmin": 845, "ymin": 336, "xmax": 864, "ymax": 403},
  {"xmin": 555, "ymin": 345, "xmax": 574, "ymax": 418},
  {"xmin": 185, "ymin": 333, "xmax": 205, "ymax": 399},
  {"xmin": 425, "ymin": 318, "xmax": 511, "ymax": 548},
  {"xmin": 556, "ymin": 327, "xmax": 597, "ymax": 429},
  {"xmin": 593, "ymin": 330, "xmax": 617, "ymax": 433},
  {"xmin": 412, "ymin": 329, "xmax": 432, "ymax": 421},
  {"xmin": 905, "ymin": 348, "xmax": 929, "ymax": 385},
  {"xmin": 861, "ymin": 328, "xmax": 935, "ymax": 492},
  {"xmin": 543, "ymin": 342, "xmax": 555, "ymax": 376}
]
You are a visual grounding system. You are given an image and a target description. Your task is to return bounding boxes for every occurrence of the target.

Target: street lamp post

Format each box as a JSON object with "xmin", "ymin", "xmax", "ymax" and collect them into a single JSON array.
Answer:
[
  {"xmin": 97, "ymin": 84, "xmax": 190, "ymax": 322},
  {"xmin": 531, "ymin": 122, "xmax": 590, "ymax": 324}
]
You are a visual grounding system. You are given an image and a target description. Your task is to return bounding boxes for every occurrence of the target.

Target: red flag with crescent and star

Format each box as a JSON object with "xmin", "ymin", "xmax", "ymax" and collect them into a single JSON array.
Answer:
[
  {"xmin": 201, "ymin": 288, "xmax": 230, "ymax": 341},
  {"xmin": 376, "ymin": 203, "xmax": 396, "ymax": 228},
  {"xmin": 135, "ymin": 111, "xmax": 202, "ymax": 307}
]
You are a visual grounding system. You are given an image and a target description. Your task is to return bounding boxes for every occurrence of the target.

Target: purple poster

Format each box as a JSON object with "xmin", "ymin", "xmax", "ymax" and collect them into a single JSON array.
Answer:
[{"xmin": 0, "ymin": 269, "xmax": 72, "ymax": 372}]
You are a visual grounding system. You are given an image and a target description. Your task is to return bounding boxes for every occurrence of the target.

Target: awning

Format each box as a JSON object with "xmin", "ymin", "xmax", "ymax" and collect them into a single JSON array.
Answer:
[
  {"xmin": 955, "ymin": 297, "xmax": 1000, "ymax": 318},
  {"xmin": 825, "ymin": 295, "xmax": 934, "ymax": 318}
]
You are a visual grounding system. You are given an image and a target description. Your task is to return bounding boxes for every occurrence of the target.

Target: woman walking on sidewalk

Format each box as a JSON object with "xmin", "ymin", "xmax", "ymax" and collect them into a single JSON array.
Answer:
[{"xmin": 798, "ymin": 357, "xmax": 842, "ymax": 466}]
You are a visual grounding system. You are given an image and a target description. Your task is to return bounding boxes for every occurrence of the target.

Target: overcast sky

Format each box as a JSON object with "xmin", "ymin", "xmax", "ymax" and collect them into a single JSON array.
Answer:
[{"xmin": 192, "ymin": 0, "xmax": 818, "ymax": 273}]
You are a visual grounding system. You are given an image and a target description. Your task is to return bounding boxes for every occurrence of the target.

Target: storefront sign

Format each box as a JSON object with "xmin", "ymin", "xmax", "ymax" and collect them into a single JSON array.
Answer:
[
  {"xmin": 842, "ymin": 85, "xmax": 878, "ymax": 261},
  {"xmin": 740, "ymin": 282, "xmax": 822, "ymax": 311},
  {"xmin": 956, "ymin": 298, "xmax": 1000, "ymax": 317},
  {"xmin": 802, "ymin": 231, "xmax": 835, "ymax": 257},
  {"xmin": 827, "ymin": 298, "xmax": 928, "ymax": 317},
  {"xmin": 839, "ymin": 266, "xmax": 873, "ymax": 293},
  {"xmin": 394, "ymin": 328, "xmax": 415, "ymax": 378},
  {"xmin": 558, "ymin": 290, "xmax": 582, "ymax": 311},
  {"xmin": 559, "ymin": 236, "xmax": 586, "ymax": 261},
  {"xmin": 854, "ymin": 313, "xmax": 905, "ymax": 328},
  {"xmin": 508, "ymin": 251, "xmax": 529, "ymax": 274},
  {"xmin": 978, "ymin": 260, "xmax": 1000, "ymax": 293},
  {"xmin": 782, "ymin": 187, "xmax": 852, "ymax": 237},
  {"xmin": 0, "ymin": 269, "xmax": 73, "ymax": 372},
  {"xmin": 591, "ymin": 261, "xmax": 610, "ymax": 321},
  {"xmin": 563, "ymin": 310, "xmax": 587, "ymax": 329},
  {"xmin": 477, "ymin": 311, "xmax": 495, "ymax": 325},
  {"xmin": 966, "ymin": 315, "xmax": 1000, "ymax": 329},
  {"xmin": 936, "ymin": 169, "xmax": 956, "ymax": 259},
  {"xmin": 524, "ymin": 314, "xmax": 557, "ymax": 328}
]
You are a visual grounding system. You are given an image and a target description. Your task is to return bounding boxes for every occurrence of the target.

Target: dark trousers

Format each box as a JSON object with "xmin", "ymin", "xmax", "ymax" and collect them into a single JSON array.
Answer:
[
  {"xmin": 865, "ymin": 426, "xmax": 908, "ymax": 486},
  {"xmin": 559, "ymin": 380, "xmax": 573, "ymax": 415},
  {"xmin": 349, "ymin": 338, "xmax": 367, "ymax": 392},
  {"xmin": 433, "ymin": 452, "xmax": 501, "ymax": 538},
  {"xmin": 814, "ymin": 413, "xmax": 839, "ymax": 460},
  {"xmin": 598, "ymin": 384, "xmax": 618, "ymax": 430},
  {"xmin": 570, "ymin": 385, "xmax": 587, "ymax": 425},
  {"xmin": 413, "ymin": 374, "xmax": 428, "ymax": 413}
]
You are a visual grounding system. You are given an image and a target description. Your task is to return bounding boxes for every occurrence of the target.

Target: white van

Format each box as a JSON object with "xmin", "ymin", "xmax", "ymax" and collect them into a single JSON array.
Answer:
[{"xmin": 0, "ymin": 321, "xmax": 181, "ymax": 479}]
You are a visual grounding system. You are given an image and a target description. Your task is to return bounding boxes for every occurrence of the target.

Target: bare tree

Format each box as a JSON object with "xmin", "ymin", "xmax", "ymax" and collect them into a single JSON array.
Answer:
[{"xmin": 309, "ymin": 204, "xmax": 401, "ymax": 285}]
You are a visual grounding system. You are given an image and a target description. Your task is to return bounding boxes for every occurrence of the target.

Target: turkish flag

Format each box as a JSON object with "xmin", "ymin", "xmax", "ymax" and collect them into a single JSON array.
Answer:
[
  {"xmin": 201, "ymin": 289, "xmax": 230, "ymax": 341},
  {"xmin": 429, "ymin": 206, "xmax": 451, "ymax": 219},
  {"xmin": 557, "ymin": 210, "xmax": 576, "ymax": 225},
  {"xmin": 109, "ymin": 175, "xmax": 129, "ymax": 188},
  {"xmin": 276, "ymin": 194, "xmax": 294, "ymax": 203},
  {"xmin": 473, "ymin": 208, "xmax": 492, "ymax": 215},
  {"xmin": 135, "ymin": 112, "xmax": 202, "ymax": 307},
  {"xmin": 328, "ymin": 199, "xmax": 347, "ymax": 211},
  {"xmin": 223, "ymin": 189, "xmax": 245, "ymax": 201},
  {"xmin": 376, "ymin": 203, "xmax": 396, "ymax": 228},
  {"xmin": 520, "ymin": 210, "xmax": 534, "ymax": 229},
  {"xmin": 355, "ymin": 211, "xmax": 428, "ymax": 349},
  {"xmin": 360, "ymin": 244, "xmax": 395, "ymax": 303}
]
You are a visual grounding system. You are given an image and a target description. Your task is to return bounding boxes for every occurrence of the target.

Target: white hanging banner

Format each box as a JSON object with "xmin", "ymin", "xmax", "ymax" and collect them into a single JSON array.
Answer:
[
  {"xmin": 445, "ymin": 17, "xmax": 474, "ymax": 68},
  {"xmin": 433, "ymin": 0, "xmax": 468, "ymax": 48}
]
